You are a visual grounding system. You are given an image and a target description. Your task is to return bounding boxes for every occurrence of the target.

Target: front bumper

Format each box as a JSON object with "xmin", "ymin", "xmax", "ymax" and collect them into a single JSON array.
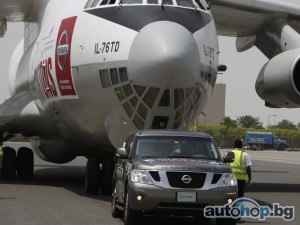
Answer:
[{"xmin": 128, "ymin": 183, "xmax": 237, "ymax": 215}]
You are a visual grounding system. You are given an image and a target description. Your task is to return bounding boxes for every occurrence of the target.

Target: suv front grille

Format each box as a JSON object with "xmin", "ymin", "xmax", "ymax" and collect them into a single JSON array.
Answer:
[
  {"xmin": 211, "ymin": 173, "xmax": 222, "ymax": 184},
  {"xmin": 166, "ymin": 172, "xmax": 206, "ymax": 188},
  {"xmin": 149, "ymin": 171, "xmax": 161, "ymax": 182}
]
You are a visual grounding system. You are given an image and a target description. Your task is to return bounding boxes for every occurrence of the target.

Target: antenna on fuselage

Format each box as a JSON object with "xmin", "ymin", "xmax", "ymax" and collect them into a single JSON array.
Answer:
[{"xmin": 207, "ymin": 1, "xmax": 212, "ymax": 10}]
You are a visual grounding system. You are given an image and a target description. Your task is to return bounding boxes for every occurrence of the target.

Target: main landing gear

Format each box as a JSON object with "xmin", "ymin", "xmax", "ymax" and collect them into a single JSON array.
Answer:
[
  {"xmin": 1, "ymin": 146, "xmax": 34, "ymax": 179},
  {"xmin": 85, "ymin": 156, "xmax": 114, "ymax": 195}
]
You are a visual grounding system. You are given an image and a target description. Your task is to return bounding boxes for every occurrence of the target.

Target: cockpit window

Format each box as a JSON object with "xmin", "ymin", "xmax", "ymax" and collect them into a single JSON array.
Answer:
[
  {"xmin": 147, "ymin": 0, "xmax": 158, "ymax": 3},
  {"xmin": 100, "ymin": 0, "xmax": 109, "ymax": 5},
  {"xmin": 161, "ymin": 0, "xmax": 174, "ymax": 5},
  {"xmin": 200, "ymin": 0, "xmax": 209, "ymax": 8},
  {"xmin": 122, "ymin": 0, "xmax": 143, "ymax": 4},
  {"xmin": 85, "ymin": 0, "xmax": 94, "ymax": 8},
  {"xmin": 176, "ymin": 0, "xmax": 194, "ymax": 8},
  {"xmin": 194, "ymin": 0, "xmax": 206, "ymax": 10},
  {"xmin": 85, "ymin": 0, "xmax": 207, "ymax": 9},
  {"xmin": 90, "ymin": 0, "xmax": 101, "ymax": 7}
]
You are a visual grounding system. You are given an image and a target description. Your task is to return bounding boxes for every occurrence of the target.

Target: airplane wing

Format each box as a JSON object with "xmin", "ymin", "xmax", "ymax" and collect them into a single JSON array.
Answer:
[
  {"xmin": 210, "ymin": 0, "xmax": 300, "ymax": 38},
  {"xmin": 0, "ymin": 0, "xmax": 41, "ymax": 37},
  {"xmin": 0, "ymin": 92, "xmax": 55, "ymax": 141},
  {"xmin": 210, "ymin": 0, "xmax": 300, "ymax": 108}
]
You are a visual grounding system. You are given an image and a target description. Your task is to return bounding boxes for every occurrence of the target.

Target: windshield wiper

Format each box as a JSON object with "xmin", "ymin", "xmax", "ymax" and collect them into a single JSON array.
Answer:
[
  {"xmin": 135, "ymin": 156, "xmax": 164, "ymax": 158},
  {"xmin": 165, "ymin": 155, "xmax": 194, "ymax": 158}
]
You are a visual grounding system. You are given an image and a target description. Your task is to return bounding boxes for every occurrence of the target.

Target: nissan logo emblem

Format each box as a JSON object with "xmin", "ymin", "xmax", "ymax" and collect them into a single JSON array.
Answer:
[
  {"xmin": 181, "ymin": 175, "xmax": 192, "ymax": 184},
  {"xmin": 57, "ymin": 30, "xmax": 69, "ymax": 71}
]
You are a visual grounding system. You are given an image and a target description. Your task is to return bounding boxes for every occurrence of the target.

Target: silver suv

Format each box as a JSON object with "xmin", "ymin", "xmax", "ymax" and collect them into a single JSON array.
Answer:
[{"xmin": 111, "ymin": 130, "xmax": 237, "ymax": 225}]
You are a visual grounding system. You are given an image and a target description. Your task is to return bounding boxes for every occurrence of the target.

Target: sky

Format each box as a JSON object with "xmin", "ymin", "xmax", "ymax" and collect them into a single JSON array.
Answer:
[{"xmin": 1, "ymin": 1, "xmax": 300, "ymax": 128}]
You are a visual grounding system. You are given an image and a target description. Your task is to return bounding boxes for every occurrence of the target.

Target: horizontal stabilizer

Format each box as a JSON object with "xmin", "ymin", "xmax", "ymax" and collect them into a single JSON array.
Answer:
[{"xmin": 0, "ymin": 0, "xmax": 33, "ymax": 22}]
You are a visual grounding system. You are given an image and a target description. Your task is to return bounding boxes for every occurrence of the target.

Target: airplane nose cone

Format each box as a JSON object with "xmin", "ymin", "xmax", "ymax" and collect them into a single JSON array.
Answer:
[{"xmin": 128, "ymin": 21, "xmax": 200, "ymax": 87}]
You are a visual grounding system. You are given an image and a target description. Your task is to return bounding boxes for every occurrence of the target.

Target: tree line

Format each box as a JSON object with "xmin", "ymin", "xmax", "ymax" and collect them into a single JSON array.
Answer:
[
  {"xmin": 220, "ymin": 115, "xmax": 300, "ymax": 130},
  {"xmin": 191, "ymin": 115, "xmax": 300, "ymax": 148}
]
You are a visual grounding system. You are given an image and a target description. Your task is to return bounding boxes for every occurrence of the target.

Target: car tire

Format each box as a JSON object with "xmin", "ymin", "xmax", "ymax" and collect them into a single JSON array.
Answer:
[
  {"xmin": 277, "ymin": 144, "xmax": 285, "ymax": 151},
  {"xmin": 216, "ymin": 218, "xmax": 236, "ymax": 225},
  {"xmin": 124, "ymin": 190, "xmax": 141, "ymax": 225},
  {"xmin": 112, "ymin": 188, "xmax": 123, "ymax": 218}
]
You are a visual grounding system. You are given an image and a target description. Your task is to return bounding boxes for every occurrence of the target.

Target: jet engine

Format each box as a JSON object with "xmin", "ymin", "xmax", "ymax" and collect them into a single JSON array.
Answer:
[{"xmin": 255, "ymin": 48, "xmax": 300, "ymax": 108}]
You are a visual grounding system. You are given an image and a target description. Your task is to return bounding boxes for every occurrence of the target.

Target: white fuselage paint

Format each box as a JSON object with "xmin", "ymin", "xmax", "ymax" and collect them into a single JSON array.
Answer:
[{"xmin": 8, "ymin": 0, "xmax": 219, "ymax": 159}]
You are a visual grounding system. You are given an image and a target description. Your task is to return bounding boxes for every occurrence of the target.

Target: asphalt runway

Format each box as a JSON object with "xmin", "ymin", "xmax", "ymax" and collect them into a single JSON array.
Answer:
[{"xmin": 0, "ymin": 143, "xmax": 299, "ymax": 225}]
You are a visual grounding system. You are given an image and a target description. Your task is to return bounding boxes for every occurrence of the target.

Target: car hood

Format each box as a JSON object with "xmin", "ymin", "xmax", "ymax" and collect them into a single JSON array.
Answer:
[{"xmin": 131, "ymin": 158, "xmax": 232, "ymax": 173}]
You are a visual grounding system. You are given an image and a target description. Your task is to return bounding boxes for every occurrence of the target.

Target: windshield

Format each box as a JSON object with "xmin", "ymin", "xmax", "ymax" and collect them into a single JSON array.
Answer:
[{"xmin": 133, "ymin": 136, "xmax": 220, "ymax": 160}]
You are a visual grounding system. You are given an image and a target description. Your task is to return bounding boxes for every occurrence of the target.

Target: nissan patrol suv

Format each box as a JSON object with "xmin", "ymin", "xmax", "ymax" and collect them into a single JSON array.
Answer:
[{"xmin": 111, "ymin": 130, "xmax": 237, "ymax": 225}]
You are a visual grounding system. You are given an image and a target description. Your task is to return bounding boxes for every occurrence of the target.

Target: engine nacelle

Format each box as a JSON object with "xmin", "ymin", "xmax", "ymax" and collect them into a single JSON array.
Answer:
[
  {"xmin": 30, "ymin": 138, "xmax": 77, "ymax": 164},
  {"xmin": 256, "ymin": 48, "xmax": 300, "ymax": 108}
]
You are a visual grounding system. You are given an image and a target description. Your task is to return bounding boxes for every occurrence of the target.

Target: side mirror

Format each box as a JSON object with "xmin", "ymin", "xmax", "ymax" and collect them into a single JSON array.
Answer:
[
  {"xmin": 223, "ymin": 151, "xmax": 235, "ymax": 163},
  {"xmin": 116, "ymin": 148, "xmax": 128, "ymax": 158}
]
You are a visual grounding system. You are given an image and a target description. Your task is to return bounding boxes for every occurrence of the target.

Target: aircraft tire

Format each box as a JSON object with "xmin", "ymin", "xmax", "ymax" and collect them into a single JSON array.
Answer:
[
  {"xmin": 17, "ymin": 147, "xmax": 34, "ymax": 179},
  {"xmin": 1, "ymin": 147, "xmax": 17, "ymax": 179},
  {"xmin": 101, "ymin": 157, "xmax": 114, "ymax": 195},
  {"xmin": 85, "ymin": 157, "xmax": 100, "ymax": 195}
]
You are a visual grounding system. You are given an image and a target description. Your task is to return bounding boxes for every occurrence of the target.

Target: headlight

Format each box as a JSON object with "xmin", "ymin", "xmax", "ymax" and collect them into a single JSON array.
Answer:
[
  {"xmin": 130, "ymin": 170, "xmax": 153, "ymax": 185},
  {"xmin": 218, "ymin": 173, "xmax": 237, "ymax": 187}
]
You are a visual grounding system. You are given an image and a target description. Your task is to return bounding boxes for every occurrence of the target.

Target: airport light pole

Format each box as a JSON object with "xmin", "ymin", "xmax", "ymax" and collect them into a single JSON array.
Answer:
[{"xmin": 268, "ymin": 115, "xmax": 277, "ymax": 126}]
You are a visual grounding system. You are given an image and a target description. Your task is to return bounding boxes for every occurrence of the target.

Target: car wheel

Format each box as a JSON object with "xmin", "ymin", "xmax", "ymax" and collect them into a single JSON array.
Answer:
[
  {"xmin": 111, "ymin": 188, "xmax": 123, "ymax": 218},
  {"xmin": 216, "ymin": 218, "xmax": 236, "ymax": 225},
  {"xmin": 124, "ymin": 190, "xmax": 141, "ymax": 225},
  {"xmin": 277, "ymin": 144, "xmax": 285, "ymax": 151}
]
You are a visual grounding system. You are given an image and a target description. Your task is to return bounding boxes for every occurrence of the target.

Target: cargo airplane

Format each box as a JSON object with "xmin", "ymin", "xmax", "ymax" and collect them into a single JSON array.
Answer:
[{"xmin": 0, "ymin": 0, "xmax": 300, "ymax": 195}]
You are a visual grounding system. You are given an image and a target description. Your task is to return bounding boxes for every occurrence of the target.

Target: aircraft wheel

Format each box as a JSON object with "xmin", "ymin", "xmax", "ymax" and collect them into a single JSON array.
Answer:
[
  {"xmin": 1, "ymin": 147, "xmax": 17, "ymax": 179},
  {"xmin": 101, "ymin": 157, "xmax": 115, "ymax": 195},
  {"xmin": 17, "ymin": 147, "xmax": 34, "ymax": 179},
  {"xmin": 85, "ymin": 157, "xmax": 100, "ymax": 195}
]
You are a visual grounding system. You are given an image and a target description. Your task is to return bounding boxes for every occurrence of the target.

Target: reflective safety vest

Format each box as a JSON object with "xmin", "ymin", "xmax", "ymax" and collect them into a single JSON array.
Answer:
[{"xmin": 229, "ymin": 149, "xmax": 247, "ymax": 180}]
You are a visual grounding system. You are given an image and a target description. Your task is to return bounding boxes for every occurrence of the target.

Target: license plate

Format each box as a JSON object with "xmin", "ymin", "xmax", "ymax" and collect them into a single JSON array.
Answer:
[{"xmin": 177, "ymin": 192, "xmax": 196, "ymax": 202}]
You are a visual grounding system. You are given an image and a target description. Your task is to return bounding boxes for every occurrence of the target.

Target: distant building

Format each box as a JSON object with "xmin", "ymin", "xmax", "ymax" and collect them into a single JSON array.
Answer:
[{"xmin": 197, "ymin": 83, "xmax": 226, "ymax": 125}]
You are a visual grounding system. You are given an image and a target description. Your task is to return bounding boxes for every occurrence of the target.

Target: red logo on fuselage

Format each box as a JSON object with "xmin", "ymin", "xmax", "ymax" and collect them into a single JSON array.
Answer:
[
  {"xmin": 55, "ymin": 16, "xmax": 77, "ymax": 96},
  {"xmin": 37, "ymin": 57, "xmax": 58, "ymax": 103}
]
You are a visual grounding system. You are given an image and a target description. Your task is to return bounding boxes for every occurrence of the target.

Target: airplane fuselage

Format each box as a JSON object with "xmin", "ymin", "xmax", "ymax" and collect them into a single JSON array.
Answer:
[{"xmin": 8, "ymin": 0, "xmax": 218, "ymax": 162}]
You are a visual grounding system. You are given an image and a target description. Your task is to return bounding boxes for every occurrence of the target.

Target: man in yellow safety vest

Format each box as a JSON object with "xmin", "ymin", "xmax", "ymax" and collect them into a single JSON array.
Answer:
[{"xmin": 229, "ymin": 139, "xmax": 252, "ymax": 198}]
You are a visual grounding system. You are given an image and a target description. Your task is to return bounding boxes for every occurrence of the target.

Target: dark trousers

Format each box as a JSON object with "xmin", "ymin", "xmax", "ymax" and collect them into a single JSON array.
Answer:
[{"xmin": 237, "ymin": 180, "xmax": 246, "ymax": 198}]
